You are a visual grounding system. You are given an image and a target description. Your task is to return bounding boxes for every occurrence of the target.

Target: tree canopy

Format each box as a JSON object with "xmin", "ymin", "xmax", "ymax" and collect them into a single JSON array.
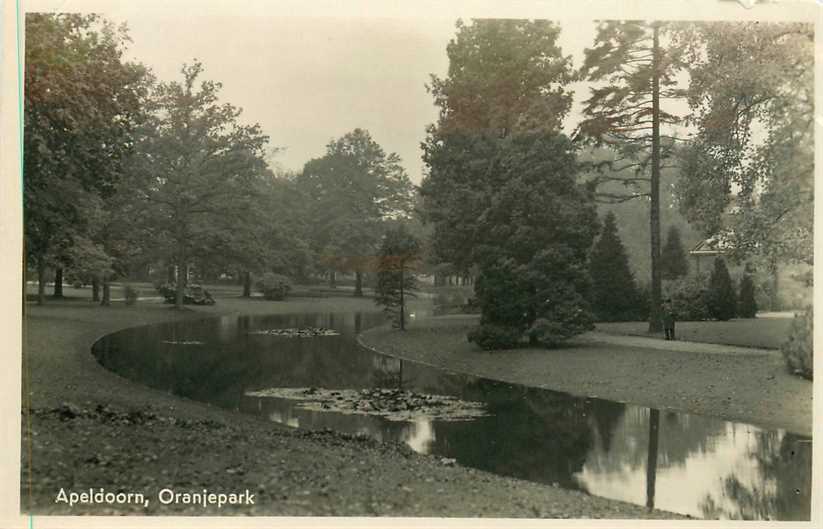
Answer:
[
  {"xmin": 428, "ymin": 19, "xmax": 574, "ymax": 137},
  {"xmin": 129, "ymin": 61, "xmax": 270, "ymax": 308},
  {"xmin": 24, "ymin": 13, "xmax": 150, "ymax": 304},
  {"xmin": 675, "ymin": 22, "xmax": 813, "ymax": 267}
]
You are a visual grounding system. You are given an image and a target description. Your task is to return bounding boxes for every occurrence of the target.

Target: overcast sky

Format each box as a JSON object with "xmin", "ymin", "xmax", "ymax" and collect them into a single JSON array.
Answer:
[{"xmin": 115, "ymin": 15, "xmax": 595, "ymax": 183}]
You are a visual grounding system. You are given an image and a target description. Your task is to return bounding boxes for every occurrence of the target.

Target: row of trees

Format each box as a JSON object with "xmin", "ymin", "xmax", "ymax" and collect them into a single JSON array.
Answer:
[
  {"xmin": 25, "ymin": 14, "xmax": 417, "ymax": 309},
  {"xmin": 419, "ymin": 19, "xmax": 811, "ymax": 348}
]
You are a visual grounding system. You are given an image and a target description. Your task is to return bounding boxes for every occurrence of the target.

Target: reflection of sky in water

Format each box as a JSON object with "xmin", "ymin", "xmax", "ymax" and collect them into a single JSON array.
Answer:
[{"xmin": 402, "ymin": 419, "xmax": 435, "ymax": 454}]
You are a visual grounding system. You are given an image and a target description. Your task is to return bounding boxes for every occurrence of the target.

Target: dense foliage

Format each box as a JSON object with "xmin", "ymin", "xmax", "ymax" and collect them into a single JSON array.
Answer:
[
  {"xmin": 24, "ymin": 14, "xmax": 150, "ymax": 304},
  {"xmin": 662, "ymin": 274, "xmax": 710, "ymax": 321},
  {"xmin": 426, "ymin": 132, "xmax": 598, "ymax": 349},
  {"xmin": 781, "ymin": 307, "xmax": 813, "ymax": 380},
  {"xmin": 256, "ymin": 273, "xmax": 292, "ymax": 301},
  {"xmin": 676, "ymin": 22, "xmax": 813, "ymax": 267},
  {"xmin": 706, "ymin": 258, "xmax": 737, "ymax": 321},
  {"xmin": 589, "ymin": 213, "xmax": 642, "ymax": 321},
  {"xmin": 428, "ymin": 19, "xmax": 574, "ymax": 138}
]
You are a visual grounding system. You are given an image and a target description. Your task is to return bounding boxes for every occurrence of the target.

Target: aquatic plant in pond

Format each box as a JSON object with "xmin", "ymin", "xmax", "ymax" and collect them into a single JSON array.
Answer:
[
  {"xmin": 247, "ymin": 327, "xmax": 340, "ymax": 338},
  {"xmin": 246, "ymin": 387, "xmax": 488, "ymax": 422}
]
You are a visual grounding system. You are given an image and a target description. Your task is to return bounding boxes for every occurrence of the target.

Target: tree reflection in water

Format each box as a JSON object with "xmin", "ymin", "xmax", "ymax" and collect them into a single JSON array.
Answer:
[
  {"xmin": 93, "ymin": 312, "xmax": 811, "ymax": 520},
  {"xmin": 698, "ymin": 431, "xmax": 811, "ymax": 520}
]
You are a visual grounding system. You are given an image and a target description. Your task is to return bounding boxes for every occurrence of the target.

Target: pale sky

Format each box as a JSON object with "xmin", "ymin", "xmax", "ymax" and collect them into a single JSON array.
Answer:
[{"xmin": 115, "ymin": 15, "xmax": 595, "ymax": 183}]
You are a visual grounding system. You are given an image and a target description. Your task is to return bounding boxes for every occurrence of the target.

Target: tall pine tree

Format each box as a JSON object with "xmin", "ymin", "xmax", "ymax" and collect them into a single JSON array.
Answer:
[
  {"xmin": 578, "ymin": 21, "xmax": 687, "ymax": 332},
  {"xmin": 660, "ymin": 226, "xmax": 689, "ymax": 280},
  {"xmin": 590, "ymin": 212, "xmax": 642, "ymax": 321}
]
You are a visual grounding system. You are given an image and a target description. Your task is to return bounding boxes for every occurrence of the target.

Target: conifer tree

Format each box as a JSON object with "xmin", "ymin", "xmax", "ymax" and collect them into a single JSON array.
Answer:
[
  {"xmin": 660, "ymin": 226, "xmax": 689, "ymax": 280},
  {"xmin": 578, "ymin": 21, "xmax": 688, "ymax": 333},
  {"xmin": 589, "ymin": 212, "xmax": 642, "ymax": 321},
  {"xmin": 375, "ymin": 225, "xmax": 420, "ymax": 331},
  {"xmin": 707, "ymin": 257, "xmax": 736, "ymax": 321},
  {"xmin": 738, "ymin": 274, "xmax": 758, "ymax": 318}
]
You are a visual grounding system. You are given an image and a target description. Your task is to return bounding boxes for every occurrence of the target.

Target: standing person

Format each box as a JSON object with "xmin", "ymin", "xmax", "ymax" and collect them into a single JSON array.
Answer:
[{"xmin": 662, "ymin": 299, "xmax": 676, "ymax": 340}]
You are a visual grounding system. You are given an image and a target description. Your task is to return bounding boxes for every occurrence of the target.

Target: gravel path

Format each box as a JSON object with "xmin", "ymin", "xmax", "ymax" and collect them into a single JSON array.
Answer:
[
  {"xmin": 360, "ymin": 315, "xmax": 811, "ymax": 436},
  {"xmin": 21, "ymin": 298, "xmax": 685, "ymax": 519}
]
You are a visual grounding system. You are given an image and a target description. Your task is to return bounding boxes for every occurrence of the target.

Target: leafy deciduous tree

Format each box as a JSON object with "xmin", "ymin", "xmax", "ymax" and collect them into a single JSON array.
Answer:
[
  {"xmin": 130, "ymin": 61, "xmax": 269, "ymax": 308},
  {"xmin": 24, "ymin": 13, "xmax": 148, "ymax": 304},
  {"xmin": 676, "ymin": 22, "xmax": 813, "ymax": 268},
  {"xmin": 299, "ymin": 129, "xmax": 414, "ymax": 294}
]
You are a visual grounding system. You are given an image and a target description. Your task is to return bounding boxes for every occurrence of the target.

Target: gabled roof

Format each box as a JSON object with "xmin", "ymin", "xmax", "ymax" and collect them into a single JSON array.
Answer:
[{"xmin": 689, "ymin": 234, "xmax": 733, "ymax": 256}]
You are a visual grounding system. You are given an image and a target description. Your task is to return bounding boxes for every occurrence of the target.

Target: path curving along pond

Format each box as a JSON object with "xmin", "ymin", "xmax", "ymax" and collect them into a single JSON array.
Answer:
[{"xmin": 91, "ymin": 309, "xmax": 811, "ymax": 521}]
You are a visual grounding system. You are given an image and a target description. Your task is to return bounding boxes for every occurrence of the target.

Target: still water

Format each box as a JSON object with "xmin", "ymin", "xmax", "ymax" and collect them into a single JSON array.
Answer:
[{"xmin": 92, "ymin": 310, "xmax": 811, "ymax": 520}]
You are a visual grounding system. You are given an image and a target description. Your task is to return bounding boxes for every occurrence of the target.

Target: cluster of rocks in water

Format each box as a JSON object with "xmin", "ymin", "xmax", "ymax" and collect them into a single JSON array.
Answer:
[
  {"xmin": 246, "ymin": 387, "xmax": 488, "ymax": 422},
  {"xmin": 247, "ymin": 327, "xmax": 341, "ymax": 338}
]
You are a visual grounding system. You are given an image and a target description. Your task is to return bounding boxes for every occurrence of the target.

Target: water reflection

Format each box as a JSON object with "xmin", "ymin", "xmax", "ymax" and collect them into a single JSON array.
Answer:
[{"xmin": 92, "ymin": 310, "xmax": 811, "ymax": 520}]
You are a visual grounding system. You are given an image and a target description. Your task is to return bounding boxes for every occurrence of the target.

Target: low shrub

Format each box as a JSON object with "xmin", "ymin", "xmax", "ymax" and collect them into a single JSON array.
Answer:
[
  {"xmin": 155, "ymin": 282, "xmax": 215, "ymax": 305},
  {"xmin": 467, "ymin": 324, "xmax": 522, "ymax": 350},
  {"xmin": 256, "ymin": 273, "xmax": 292, "ymax": 301},
  {"xmin": 663, "ymin": 274, "xmax": 710, "ymax": 321},
  {"xmin": 124, "ymin": 285, "xmax": 139, "ymax": 305},
  {"xmin": 781, "ymin": 306, "xmax": 813, "ymax": 380}
]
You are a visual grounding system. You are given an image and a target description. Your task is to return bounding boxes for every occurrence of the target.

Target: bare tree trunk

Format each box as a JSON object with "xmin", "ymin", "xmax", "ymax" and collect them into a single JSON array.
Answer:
[
  {"xmin": 100, "ymin": 277, "xmax": 111, "ymax": 306},
  {"xmin": 329, "ymin": 270, "xmax": 336, "ymax": 289},
  {"xmin": 167, "ymin": 264, "xmax": 176, "ymax": 283},
  {"xmin": 399, "ymin": 265, "xmax": 405, "ymax": 331},
  {"xmin": 37, "ymin": 258, "xmax": 46, "ymax": 306},
  {"xmin": 92, "ymin": 277, "xmax": 100, "ymax": 302},
  {"xmin": 770, "ymin": 261, "xmax": 780, "ymax": 311},
  {"xmin": 648, "ymin": 24, "xmax": 663, "ymax": 333},
  {"xmin": 242, "ymin": 271, "xmax": 252, "ymax": 297},
  {"xmin": 52, "ymin": 267, "xmax": 64, "ymax": 298},
  {"xmin": 354, "ymin": 270, "xmax": 363, "ymax": 297},
  {"xmin": 175, "ymin": 269, "xmax": 185, "ymax": 309},
  {"xmin": 174, "ymin": 255, "xmax": 187, "ymax": 309},
  {"xmin": 645, "ymin": 408, "xmax": 660, "ymax": 511}
]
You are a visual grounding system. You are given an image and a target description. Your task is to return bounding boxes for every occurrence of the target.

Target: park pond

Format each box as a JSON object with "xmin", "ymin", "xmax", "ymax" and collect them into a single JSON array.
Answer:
[{"xmin": 91, "ymin": 309, "xmax": 811, "ymax": 520}]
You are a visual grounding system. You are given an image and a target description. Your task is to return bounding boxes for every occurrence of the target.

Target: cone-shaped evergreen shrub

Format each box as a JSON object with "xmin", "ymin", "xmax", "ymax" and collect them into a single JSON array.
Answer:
[
  {"xmin": 706, "ymin": 257, "xmax": 736, "ymax": 321},
  {"xmin": 589, "ymin": 212, "xmax": 642, "ymax": 321},
  {"xmin": 660, "ymin": 226, "xmax": 689, "ymax": 280},
  {"xmin": 737, "ymin": 274, "xmax": 758, "ymax": 318}
]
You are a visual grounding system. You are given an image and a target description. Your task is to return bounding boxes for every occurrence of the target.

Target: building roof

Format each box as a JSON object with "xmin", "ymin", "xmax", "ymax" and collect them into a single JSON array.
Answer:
[{"xmin": 689, "ymin": 235, "xmax": 733, "ymax": 256}]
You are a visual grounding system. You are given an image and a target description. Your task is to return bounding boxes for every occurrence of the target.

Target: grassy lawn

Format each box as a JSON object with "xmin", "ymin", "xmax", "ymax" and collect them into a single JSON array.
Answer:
[{"xmin": 595, "ymin": 317, "xmax": 795, "ymax": 350}]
